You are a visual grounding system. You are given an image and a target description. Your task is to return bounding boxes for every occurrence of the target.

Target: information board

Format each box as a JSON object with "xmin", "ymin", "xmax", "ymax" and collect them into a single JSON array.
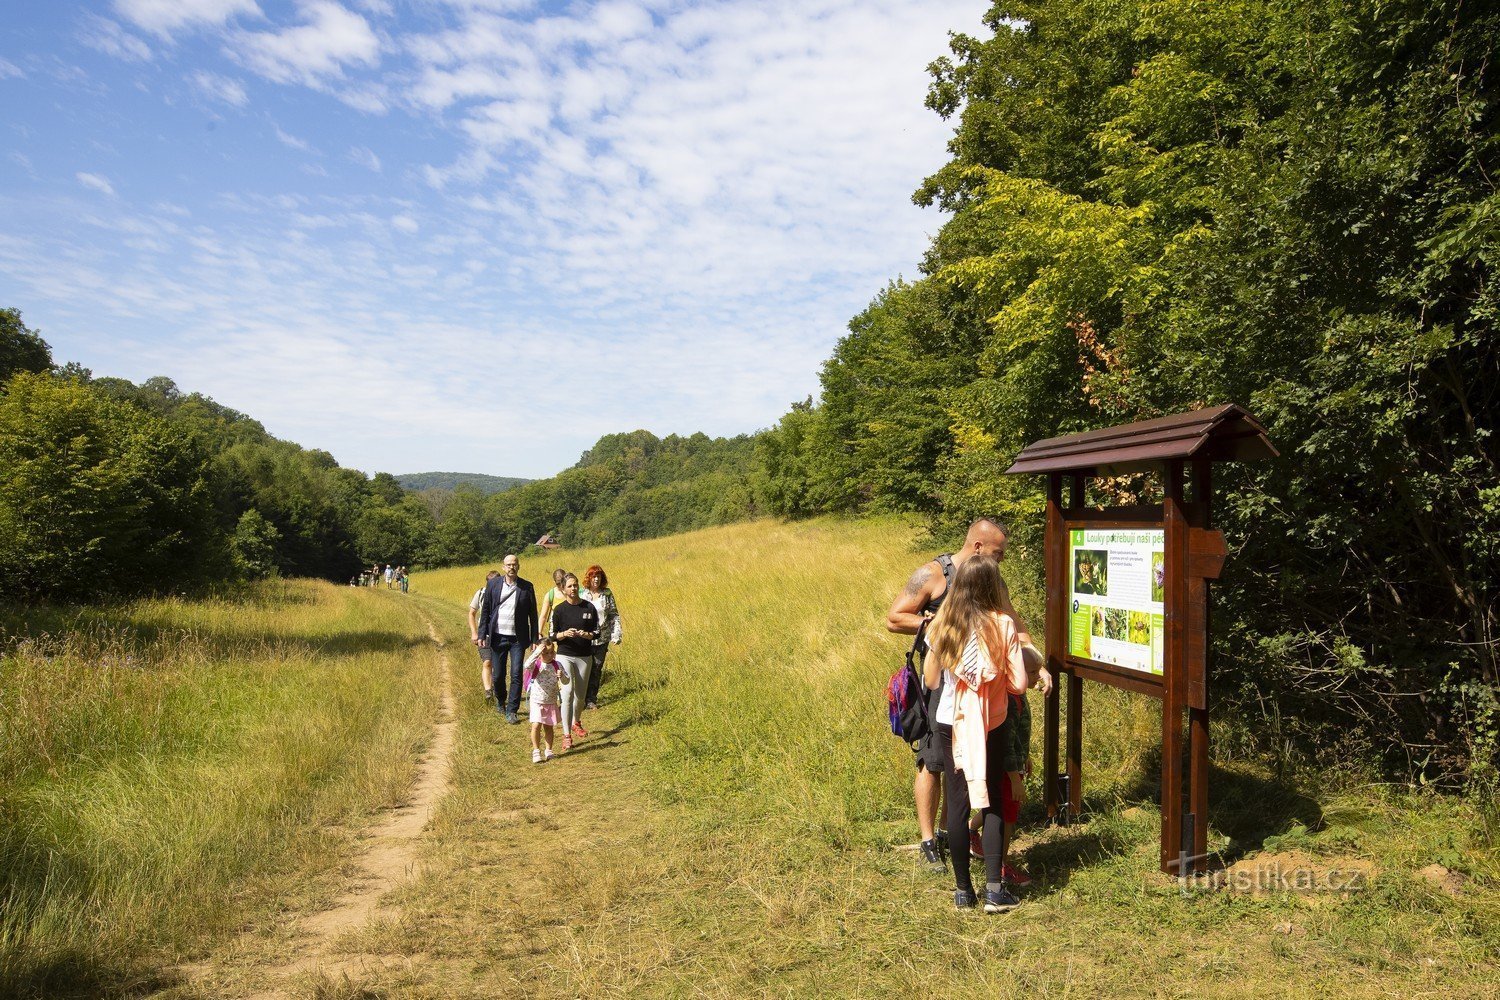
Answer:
[{"xmin": 1066, "ymin": 527, "xmax": 1165, "ymax": 675}]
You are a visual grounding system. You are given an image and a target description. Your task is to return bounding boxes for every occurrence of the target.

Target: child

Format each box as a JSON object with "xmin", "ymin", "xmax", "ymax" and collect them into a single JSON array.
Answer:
[
  {"xmin": 924, "ymin": 556, "xmax": 1028, "ymax": 913},
  {"xmin": 522, "ymin": 639, "xmax": 563, "ymax": 763}
]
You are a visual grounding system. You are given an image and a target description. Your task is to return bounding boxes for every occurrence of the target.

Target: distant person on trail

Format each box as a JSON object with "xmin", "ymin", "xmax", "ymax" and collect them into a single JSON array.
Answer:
[
  {"xmin": 476, "ymin": 555, "xmax": 540, "ymax": 725},
  {"xmin": 579, "ymin": 564, "xmax": 622, "ymax": 710},
  {"xmin": 469, "ymin": 569, "xmax": 501, "ymax": 700},
  {"xmin": 550, "ymin": 572, "xmax": 600, "ymax": 751},
  {"xmin": 885, "ymin": 518, "xmax": 1049, "ymax": 874},
  {"xmin": 523, "ymin": 638, "xmax": 563, "ymax": 764},
  {"xmin": 924, "ymin": 555, "xmax": 1029, "ymax": 913},
  {"xmin": 537, "ymin": 568, "xmax": 568, "ymax": 636},
  {"xmin": 384, "ymin": 564, "xmax": 394, "ymax": 587}
]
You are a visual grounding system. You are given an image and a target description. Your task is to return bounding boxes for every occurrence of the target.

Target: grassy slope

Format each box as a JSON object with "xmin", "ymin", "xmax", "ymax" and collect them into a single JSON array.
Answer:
[
  {"xmin": 3, "ymin": 519, "xmax": 1494, "ymax": 998},
  {"xmin": 0, "ymin": 581, "xmax": 443, "ymax": 998},
  {"xmin": 385, "ymin": 517, "xmax": 1496, "ymax": 998}
]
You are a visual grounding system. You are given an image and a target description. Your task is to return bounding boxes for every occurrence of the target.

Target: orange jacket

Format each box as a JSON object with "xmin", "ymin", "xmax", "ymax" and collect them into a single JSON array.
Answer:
[{"xmin": 950, "ymin": 613, "xmax": 1027, "ymax": 809}]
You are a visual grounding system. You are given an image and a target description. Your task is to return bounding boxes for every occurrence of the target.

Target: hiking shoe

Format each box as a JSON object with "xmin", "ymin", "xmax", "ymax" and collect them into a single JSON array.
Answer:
[
  {"xmin": 485, "ymin": 689, "xmax": 495, "ymax": 703},
  {"xmin": 531, "ymin": 749, "xmax": 542, "ymax": 764},
  {"xmin": 919, "ymin": 838, "xmax": 946, "ymax": 873},
  {"xmin": 585, "ymin": 701, "xmax": 598, "ymax": 711},
  {"xmin": 562, "ymin": 735, "xmax": 573, "ymax": 751},
  {"xmin": 572, "ymin": 722, "xmax": 588, "ymax": 738},
  {"xmin": 1002, "ymin": 862, "xmax": 1032, "ymax": 887},
  {"xmin": 969, "ymin": 830, "xmax": 984, "ymax": 860},
  {"xmin": 983, "ymin": 885, "xmax": 1020, "ymax": 913},
  {"xmin": 954, "ymin": 889, "xmax": 978, "ymax": 910},
  {"xmin": 505, "ymin": 711, "xmax": 519, "ymax": 725}
]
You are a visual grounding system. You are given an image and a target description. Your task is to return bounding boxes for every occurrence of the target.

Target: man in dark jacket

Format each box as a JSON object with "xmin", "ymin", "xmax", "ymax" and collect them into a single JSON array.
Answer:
[{"xmin": 476, "ymin": 553, "xmax": 540, "ymax": 724}]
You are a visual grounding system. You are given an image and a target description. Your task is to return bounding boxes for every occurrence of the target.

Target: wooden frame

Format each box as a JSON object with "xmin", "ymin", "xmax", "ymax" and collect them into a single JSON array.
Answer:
[{"xmin": 1012, "ymin": 406, "xmax": 1275, "ymax": 875}]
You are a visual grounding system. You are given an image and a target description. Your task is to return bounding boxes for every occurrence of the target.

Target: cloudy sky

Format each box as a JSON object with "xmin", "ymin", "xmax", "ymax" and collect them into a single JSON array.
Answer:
[{"xmin": 1, "ymin": 0, "xmax": 980, "ymax": 478}]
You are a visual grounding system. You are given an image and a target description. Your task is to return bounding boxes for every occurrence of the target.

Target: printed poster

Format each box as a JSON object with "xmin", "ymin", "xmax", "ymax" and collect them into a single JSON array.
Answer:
[{"xmin": 1067, "ymin": 528, "xmax": 1165, "ymax": 675}]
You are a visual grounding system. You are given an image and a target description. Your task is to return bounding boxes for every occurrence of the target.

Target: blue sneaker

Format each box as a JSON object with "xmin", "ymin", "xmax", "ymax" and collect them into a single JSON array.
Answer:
[
  {"xmin": 505, "ymin": 710, "xmax": 519, "ymax": 724},
  {"xmin": 954, "ymin": 889, "xmax": 978, "ymax": 910},
  {"xmin": 983, "ymin": 885, "xmax": 1020, "ymax": 913}
]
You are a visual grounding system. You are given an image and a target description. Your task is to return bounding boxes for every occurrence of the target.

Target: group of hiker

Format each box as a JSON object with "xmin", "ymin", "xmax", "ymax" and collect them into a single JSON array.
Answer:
[
  {"xmin": 885, "ymin": 518, "xmax": 1046, "ymax": 914},
  {"xmin": 457, "ymin": 520, "xmax": 1035, "ymax": 913},
  {"xmin": 466, "ymin": 555, "xmax": 622, "ymax": 763}
]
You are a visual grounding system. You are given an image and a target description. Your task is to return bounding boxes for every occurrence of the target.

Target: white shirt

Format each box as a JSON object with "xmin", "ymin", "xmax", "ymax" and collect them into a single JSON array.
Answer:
[{"xmin": 492, "ymin": 578, "xmax": 518, "ymax": 636}]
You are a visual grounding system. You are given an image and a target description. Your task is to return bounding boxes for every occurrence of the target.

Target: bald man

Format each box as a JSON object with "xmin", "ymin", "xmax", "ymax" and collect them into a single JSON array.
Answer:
[{"xmin": 885, "ymin": 518, "xmax": 1050, "ymax": 872}]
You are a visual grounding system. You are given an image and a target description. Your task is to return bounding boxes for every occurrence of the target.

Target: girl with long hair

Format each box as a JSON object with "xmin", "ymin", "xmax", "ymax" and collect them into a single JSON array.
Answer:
[{"xmin": 923, "ymin": 555, "xmax": 1029, "ymax": 912}]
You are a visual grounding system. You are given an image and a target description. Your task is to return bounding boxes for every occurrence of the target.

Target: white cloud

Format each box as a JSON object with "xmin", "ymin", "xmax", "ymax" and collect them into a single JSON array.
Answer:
[
  {"xmin": 189, "ymin": 69, "xmax": 249, "ymax": 106},
  {"xmin": 349, "ymin": 146, "xmax": 382, "ymax": 171},
  {"xmin": 0, "ymin": 57, "xmax": 23, "ymax": 79},
  {"xmin": 76, "ymin": 172, "xmax": 117, "ymax": 196},
  {"xmin": 114, "ymin": 0, "xmax": 261, "ymax": 37},
  {"xmin": 231, "ymin": 1, "xmax": 381, "ymax": 85},
  {"xmin": 274, "ymin": 124, "xmax": 312, "ymax": 151},
  {"xmin": 79, "ymin": 15, "xmax": 153, "ymax": 62},
  {"xmin": 4, "ymin": 0, "xmax": 986, "ymax": 477}
]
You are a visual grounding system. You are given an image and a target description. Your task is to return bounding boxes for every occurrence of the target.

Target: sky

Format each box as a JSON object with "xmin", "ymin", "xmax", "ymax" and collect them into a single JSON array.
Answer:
[{"xmin": 1, "ymin": 0, "xmax": 981, "ymax": 478}]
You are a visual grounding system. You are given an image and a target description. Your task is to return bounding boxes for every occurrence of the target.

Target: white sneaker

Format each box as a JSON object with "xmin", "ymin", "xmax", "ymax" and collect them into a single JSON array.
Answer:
[
  {"xmin": 531, "ymin": 749, "xmax": 543, "ymax": 765},
  {"xmin": 543, "ymin": 748, "xmax": 555, "ymax": 762}
]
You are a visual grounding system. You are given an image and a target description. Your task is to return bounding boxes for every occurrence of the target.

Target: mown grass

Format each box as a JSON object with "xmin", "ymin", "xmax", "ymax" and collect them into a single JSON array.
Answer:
[
  {"xmin": 0, "ymin": 580, "xmax": 442, "ymax": 999},
  {"xmin": 409, "ymin": 516, "xmax": 1498, "ymax": 998}
]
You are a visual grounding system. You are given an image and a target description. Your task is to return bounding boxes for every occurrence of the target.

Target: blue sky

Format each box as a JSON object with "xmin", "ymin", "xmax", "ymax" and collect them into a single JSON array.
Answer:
[{"xmin": 1, "ymin": 0, "xmax": 980, "ymax": 478}]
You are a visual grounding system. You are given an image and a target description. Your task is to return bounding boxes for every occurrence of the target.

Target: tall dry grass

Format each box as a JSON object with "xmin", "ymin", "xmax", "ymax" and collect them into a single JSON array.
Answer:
[
  {"xmin": 411, "ymin": 516, "xmax": 1498, "ymax": 996},
  {"xmin": 0, "ymin": 580, "xmax": 441, "ymax": 997}
]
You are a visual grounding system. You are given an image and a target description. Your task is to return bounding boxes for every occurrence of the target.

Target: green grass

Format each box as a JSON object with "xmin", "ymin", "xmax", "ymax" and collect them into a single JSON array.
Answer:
[
  {"xmin": 406, "ymin": 517, "xmax": 1498, "ymax": 997},
  {"xmin": 3, "ymin": 518, "xmax": 1496, "ymax": 997},
  {"xmin": 0, "ymin": 580, "xmax": 442, "ymax": 998}
]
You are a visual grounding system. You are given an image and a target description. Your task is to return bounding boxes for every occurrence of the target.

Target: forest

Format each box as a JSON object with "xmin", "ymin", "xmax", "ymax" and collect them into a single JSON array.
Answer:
[{"xmin": 754, "ymin": 0, "xmax": 1499, "ymax": 783}]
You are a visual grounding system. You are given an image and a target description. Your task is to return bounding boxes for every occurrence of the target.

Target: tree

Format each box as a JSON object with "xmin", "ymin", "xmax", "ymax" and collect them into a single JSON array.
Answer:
[
  {"xmin": 0, "ymin": 373, "xmax": 222, "ymax": 599},
  {"xmin": 0, "ymin": 309, "xmax": 51, "ymax": 383}
]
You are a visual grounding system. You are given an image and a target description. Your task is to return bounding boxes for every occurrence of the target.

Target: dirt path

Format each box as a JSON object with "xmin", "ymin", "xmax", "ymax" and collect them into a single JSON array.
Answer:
[{"xmin": 176, "ymin": 613, "xmax": 457, "ymax": 997}]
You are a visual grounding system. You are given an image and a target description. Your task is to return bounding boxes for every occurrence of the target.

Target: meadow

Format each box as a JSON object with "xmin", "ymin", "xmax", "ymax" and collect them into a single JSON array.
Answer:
[
  {"xmin": 403, "ymin": 518, "xmax": 1496, "ymax": 998},
  {"xmin": 0, "ymin": 581, "xmax": 443, "ymax": 998},
  {"xmin": 0, "ymin": 518, "xmax": 1495, "ymax": 998}
]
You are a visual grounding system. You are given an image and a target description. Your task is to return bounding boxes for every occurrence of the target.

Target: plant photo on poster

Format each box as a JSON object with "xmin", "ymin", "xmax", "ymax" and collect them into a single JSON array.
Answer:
[{"xmin": 1067, "ymin": 529, "xmax": 1165, "ymax": 674}]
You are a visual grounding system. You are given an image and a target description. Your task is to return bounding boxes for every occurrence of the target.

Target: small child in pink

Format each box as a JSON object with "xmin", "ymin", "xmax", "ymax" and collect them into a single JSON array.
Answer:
[{"xmin": 522, "ymin": 638, "xmax": 563, "ymax": 763}]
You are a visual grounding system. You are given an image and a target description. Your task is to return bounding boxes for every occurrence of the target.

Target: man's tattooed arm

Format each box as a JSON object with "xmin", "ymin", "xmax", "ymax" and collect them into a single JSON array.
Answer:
[{"xmin": 902, "ymin": 564, "xmax": 933, "ymax": 597}]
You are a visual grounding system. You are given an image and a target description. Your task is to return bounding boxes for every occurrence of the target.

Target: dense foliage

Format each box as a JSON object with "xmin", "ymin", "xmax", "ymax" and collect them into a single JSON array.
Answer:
[
  {"xmin": 0, "ymin": 313, "xmax": 435, "ymax": 600},
  {"xmin": 396, "ymin": 471, "xmax": 530, "ymax": 495},
  {"xmin": 759, "ymin": 0, "xmax": 1498, "ymax": 780},
  {"xmin": 424, "ymin": 429, "xmax": 761, "ymax": 565}
]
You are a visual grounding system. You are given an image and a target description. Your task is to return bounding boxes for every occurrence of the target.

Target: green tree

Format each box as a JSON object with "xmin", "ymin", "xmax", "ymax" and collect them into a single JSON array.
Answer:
[
  {"xmin": 0, "ymin": 309, "xmax": 51, "ymax": 383},
  {"xmin": 0, "ymin": 373, "xmax": 222, "ymax": 599}
]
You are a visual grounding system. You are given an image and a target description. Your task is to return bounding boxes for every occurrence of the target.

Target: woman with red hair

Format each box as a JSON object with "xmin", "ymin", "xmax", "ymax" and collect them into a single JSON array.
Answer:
[{"xmin": 580, "ymin": 564, "xmax": 622, "ymax": 711}]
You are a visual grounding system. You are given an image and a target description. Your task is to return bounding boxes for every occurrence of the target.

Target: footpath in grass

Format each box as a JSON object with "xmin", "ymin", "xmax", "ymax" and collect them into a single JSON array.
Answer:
[
  {"xmin": 0, "ymin": 581, "xmax": 443, "ymax": 999},
  {"xmin": 5, "ymin": 519, "xmax": 1495, "ymax": 997},
  {"xmin": 345, "ymin": 518, "xmax": 1496, "ymax": 998}
]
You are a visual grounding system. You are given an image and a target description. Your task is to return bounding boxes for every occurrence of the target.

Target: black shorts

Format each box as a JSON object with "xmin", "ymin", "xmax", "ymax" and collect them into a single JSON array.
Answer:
[{"xmin": 913, "ymin": 683, "xmax": 945, "ymax": 773}]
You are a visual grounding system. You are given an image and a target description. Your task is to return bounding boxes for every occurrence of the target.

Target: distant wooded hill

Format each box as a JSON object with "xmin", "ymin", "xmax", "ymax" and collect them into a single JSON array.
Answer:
[{"xmin": 396, "ymin": 472, "xmax": 530, "ymax": 495}]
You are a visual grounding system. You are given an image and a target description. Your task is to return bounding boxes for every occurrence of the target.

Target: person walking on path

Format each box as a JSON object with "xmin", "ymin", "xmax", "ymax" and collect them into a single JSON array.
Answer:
[
  {"xmin": 550, "ymin": 572, "xmax": 600, "ymax": 751},
  {"xmin": 537, "ymin": 568, "xmax": 568, "ymax": 636},
  {"xmin": 476, "ymin": 554, "xmax": 539, "ymax": 725},
  {"xmin": 885, "ymin": 518, "xmax": 1049, "ymax": 873},
  {"xmin": 579, "ymin": 564, "xmax": 622, "ymax": 710},
  {"xmin": 924, "ymin": 555, "xmax": 1030, "ymax": 912},
  {"xmin": 468, "ymin": 570, "xmax": 501, "ymax": 700}
]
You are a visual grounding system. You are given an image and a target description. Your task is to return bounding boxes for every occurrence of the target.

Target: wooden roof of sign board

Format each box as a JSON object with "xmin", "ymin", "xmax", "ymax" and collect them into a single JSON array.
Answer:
[{"xmin": 1005, "ymin": 404, "xmax": 1278, "ymax": 476}]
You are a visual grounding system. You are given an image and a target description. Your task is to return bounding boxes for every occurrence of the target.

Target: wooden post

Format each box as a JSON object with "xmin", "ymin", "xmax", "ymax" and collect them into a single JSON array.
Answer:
[
  {"xmin": 1065, "ymin": 475, "xmax": 1085, "ymax": 820},
  {"xmin": 1161, "ymin": 461, "xmax": 1187, "ymax": 872},
  {"xmin": 1043, "ymin": 473, "xmax": 1064, "ymax": 820},
  {"xmin": 1188, "ymin": 459, "xmax": 1212, "ymax": 870}
]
